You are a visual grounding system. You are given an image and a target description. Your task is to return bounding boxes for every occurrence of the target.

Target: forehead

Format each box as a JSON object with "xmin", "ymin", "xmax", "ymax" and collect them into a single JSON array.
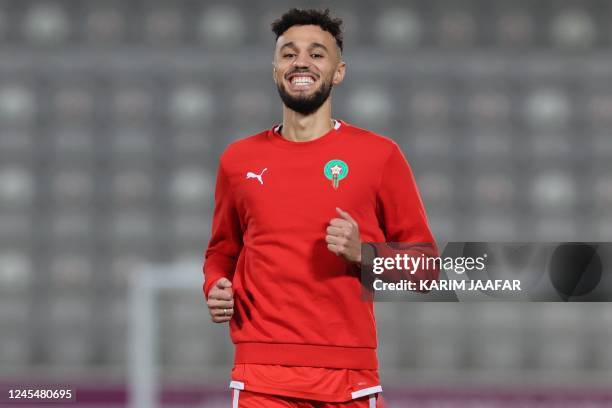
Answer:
[{"xmin": 276, "ymin": 24, "xmax": 336, "ymax": 50}]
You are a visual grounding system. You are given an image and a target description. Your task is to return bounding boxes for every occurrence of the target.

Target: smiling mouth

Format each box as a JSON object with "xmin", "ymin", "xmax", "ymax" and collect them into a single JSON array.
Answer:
[{"xmin": 286, "ymin": 73, "xmax": 318, "ymax": 90}]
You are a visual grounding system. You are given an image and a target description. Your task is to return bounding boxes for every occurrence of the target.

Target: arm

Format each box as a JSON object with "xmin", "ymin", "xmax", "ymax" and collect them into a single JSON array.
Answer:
[
  {"xmin": 373, "ymin": 142, "xmax": 439, "ymax": 285},
  {"xmin": 203, "ymin": 158, "xmax": 243, "ymax": 322}
]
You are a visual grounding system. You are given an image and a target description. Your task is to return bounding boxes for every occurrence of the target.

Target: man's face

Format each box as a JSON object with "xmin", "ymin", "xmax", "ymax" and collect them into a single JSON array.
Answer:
[{"xmin": 273, "ymin": 24, "xmax": 346, "ymax": 115}]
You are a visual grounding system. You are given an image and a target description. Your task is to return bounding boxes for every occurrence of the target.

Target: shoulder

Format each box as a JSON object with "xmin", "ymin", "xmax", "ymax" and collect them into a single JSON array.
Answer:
[
  {"xmin": 219, "ymin": 129, "xmax": 269, "ymax": 166},
  {"xmin": 340, "ymin": 121, "xmax": 401, "ymax": 158}
]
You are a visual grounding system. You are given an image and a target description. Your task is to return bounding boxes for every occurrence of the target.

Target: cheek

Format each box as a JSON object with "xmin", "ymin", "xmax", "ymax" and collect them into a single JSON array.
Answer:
[
  {"xmin": 274, "ymin": 62, "xmax": 288, "ymax": 76},
  {"xmin": 325, "ymin": 69, "xmax": 338, "ymax": 84},
  {"xmin": 274, "ymin": 70, "xmax": 286, "ymax": 84},
  {"xmin": 318, "ymin": 64, "xmax": 337, "ymax": 82}
]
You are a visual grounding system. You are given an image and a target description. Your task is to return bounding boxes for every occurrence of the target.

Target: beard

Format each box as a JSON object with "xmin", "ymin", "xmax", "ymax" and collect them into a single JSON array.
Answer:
[{"xmin": 276, "ymin": 76, "xmax": 333, "ymax": 116}]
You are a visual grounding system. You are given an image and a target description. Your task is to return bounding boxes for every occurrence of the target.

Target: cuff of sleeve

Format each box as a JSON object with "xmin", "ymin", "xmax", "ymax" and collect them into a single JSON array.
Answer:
[
  {"xmin": 203, "ymin": 255, "xmax": 236, "ymax": 298},
  {"xmin": 203, "ymin": 271, "xmax": 227, "ymax": 299}
]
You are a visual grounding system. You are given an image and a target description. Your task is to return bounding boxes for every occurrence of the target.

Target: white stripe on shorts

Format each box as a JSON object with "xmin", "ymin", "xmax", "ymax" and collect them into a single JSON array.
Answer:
[
  {"xmin": 232, "ymin": 389, "xmax": 240, "ymax": 408},
  {"xmin": 229, "ymin": 381, "xmax": 245, "ymax": 390},
  {"xmin": 369, "ymin": 395, "xmax": 376, "ymax": 408},
  {"xmin": 351, "ymin": 385, "xmax": 383, "ymax": 399}
]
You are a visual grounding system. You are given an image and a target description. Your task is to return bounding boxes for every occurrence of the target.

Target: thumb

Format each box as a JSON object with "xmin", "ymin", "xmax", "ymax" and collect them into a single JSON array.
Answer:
[
  {"xmin": 336, "ymin": 207, "xmax": 356, "ymax": 224},
  {"xmin": 216, "ymin": 278, "xmax": 232, "ymax": 289}
]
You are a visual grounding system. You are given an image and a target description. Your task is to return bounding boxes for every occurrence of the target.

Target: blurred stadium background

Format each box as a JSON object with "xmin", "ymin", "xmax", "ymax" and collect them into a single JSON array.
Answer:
[{"xmin": 0, "ymin": 0, "xmax": 611, "ymax": 406}]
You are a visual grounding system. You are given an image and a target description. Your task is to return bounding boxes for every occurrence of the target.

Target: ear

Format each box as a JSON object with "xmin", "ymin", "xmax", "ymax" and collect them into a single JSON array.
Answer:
[
  {"xmin": 332, "ymin": 60, "xmax": 346, "ymax": 85},
  {"xmin": 272, "ymin": 62, "xmax": 277, "ymax": 84}
]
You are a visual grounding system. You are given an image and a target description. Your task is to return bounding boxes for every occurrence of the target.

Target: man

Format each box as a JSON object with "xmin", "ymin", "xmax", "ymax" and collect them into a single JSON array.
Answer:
[{"xmin": 204, "ymin": 8, "xmax": 437, "ymax": 408}]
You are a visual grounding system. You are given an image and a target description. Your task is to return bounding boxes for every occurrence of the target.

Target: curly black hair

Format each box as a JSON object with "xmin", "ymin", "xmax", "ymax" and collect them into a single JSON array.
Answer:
[{"xmin": 271, "ymin": 8, "xmax": 343, "ymax": 53}]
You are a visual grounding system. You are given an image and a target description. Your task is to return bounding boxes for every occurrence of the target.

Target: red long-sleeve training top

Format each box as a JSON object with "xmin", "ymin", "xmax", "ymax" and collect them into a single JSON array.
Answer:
[{"xmin": 204, "ymin": 119, "xmax": 437, "ymax": 371}]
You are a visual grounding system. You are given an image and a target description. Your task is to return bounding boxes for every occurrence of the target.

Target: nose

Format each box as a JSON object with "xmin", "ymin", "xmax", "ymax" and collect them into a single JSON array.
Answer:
[{"xmin": 292, "ymin": 52, "xmax": 311, "ymax": 69}]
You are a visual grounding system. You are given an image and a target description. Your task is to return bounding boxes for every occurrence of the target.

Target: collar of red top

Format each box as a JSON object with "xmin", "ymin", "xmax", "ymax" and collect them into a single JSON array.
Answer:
[
  {"xmin": 273, "ymin": 119, "xmax": 341, "ymax": 134},
  {"xmin": 267, "ymin": 119, "xmax": 344, "ymax": 150}
]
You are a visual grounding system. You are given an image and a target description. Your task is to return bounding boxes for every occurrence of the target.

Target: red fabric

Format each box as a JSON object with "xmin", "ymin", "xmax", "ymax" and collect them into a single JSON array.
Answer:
[
  {"xmin": 234, "ymin": 343, "xmax": 377, "ymax": 369},
  {"xmin": 204, "ymin": 119, "xmax": 437, "ymax": 371},
  {"xmin": 231, "ymin": 364, "xmax": 380, "ymax": 402},
  {"xmin": 233, "ymin": 388, "xmax": 384, "ymax": 407}
]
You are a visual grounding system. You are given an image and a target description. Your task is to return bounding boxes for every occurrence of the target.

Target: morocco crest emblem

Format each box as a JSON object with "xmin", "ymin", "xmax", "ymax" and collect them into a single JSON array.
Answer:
[{"xmin": 323, "ymin": 159, "xmax": 349, "ymax": 190}]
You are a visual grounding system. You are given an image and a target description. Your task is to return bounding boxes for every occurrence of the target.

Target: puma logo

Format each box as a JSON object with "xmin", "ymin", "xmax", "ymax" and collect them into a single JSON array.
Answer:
[{"xmin": 246, "ymin": 168, "xmax": 267, "ymax": 185}]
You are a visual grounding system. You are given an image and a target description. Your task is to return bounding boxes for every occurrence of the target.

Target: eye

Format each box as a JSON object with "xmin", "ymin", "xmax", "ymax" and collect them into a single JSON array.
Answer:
[
  {"xmin": 311, "ymin": 53, "xmax": 323, "ymax": 58},
  {"xmin": 283, "ymin": 53, "xmax": 295, "ymax": 58}
]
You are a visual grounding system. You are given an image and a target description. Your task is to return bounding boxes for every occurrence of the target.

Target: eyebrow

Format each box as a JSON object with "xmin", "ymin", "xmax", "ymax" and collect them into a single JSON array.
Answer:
[{"xmin": 279, "ymin": 41, "xmax": 329, "ymax": 53}]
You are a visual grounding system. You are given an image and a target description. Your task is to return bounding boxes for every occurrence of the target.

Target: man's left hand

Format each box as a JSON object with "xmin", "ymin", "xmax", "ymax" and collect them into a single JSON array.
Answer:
[{"xmin": 326, "ymin": 207, "xmax": 362, "ymax": 263}]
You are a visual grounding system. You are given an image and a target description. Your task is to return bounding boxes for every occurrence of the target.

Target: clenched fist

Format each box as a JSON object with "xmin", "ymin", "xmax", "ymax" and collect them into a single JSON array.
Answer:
[
  {"xmin": 326, "ymin": 207, "xmax": 362, "ymax": 263},
  {"xmin": 207, "ymin": 277, "xmax": 234, "ymax": 323}
]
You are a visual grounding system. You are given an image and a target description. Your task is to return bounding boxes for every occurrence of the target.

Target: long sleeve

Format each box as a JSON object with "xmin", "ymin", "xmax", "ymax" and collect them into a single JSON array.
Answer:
[
  {"xmin": 203, "ymin": 158, "xmax": 243, "ymax": 298},
  {"xmin": 374, "ymin": 142, "xmax": 439, "ymax": 283}
]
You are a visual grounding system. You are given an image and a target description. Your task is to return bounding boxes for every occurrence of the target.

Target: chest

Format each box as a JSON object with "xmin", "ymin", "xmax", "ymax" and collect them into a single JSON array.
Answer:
[{"xmin": 230, "ymin": 151, "xmax": 380, "ymax": 228}]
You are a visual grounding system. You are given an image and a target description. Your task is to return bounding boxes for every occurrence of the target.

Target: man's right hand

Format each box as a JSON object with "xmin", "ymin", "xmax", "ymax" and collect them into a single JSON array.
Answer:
[{"xmin": 206, "ymin": 278, "xmax": 234, "ymax": 323}]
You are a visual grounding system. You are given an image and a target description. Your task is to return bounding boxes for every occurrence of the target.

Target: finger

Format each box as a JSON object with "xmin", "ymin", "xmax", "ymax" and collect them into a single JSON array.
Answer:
[
  {"xmin": 211, "ymin": 307, "xmax": 234, "ymax": 317},
  {"xmin": 327, "ymin": 243, "xmax": 342, "ymax": 255},
  {"xmin": 326, "ymin": 226, "xmax": 346, "ymax": 236},
  {"xmin": 212, "ymin": 315, "xmax": 232, "ymax": 323},
  {"xmin": 329, "ymin": 218, "xmax": 352, "ymax": 228},
  {"xmin": 325, "ymin": 234, "xmax": 346, "ymax": 246},
  {"xmin": 207, "ymin": 298, "xmax": 234, "ymax": 309},
  {"xmin": 216, "ymin": 278, "xmax": 232, "ymax": 289},
  {"xmin": 209, "ymin": 288, "xmax": 233, "ymax": 301},
  {"xmin": 336, "ymin": 207, "xmax": 357, "ymax": 225}
]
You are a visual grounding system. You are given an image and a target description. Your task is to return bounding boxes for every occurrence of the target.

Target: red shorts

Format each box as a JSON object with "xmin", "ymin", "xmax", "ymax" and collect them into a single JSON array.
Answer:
[
  {"xmin": 230, "ymin": 364, "xmax": 382, "ymax": 402},
  {"xmin": 231, "ymin": 389, "xmax": 383, "ymax": 407}
]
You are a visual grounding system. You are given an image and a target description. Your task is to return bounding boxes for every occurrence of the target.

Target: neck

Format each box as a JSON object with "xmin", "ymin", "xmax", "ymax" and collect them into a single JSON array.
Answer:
[{"xmin": 280, "ymin": 98, "xmax": 334, "ymax": 142}]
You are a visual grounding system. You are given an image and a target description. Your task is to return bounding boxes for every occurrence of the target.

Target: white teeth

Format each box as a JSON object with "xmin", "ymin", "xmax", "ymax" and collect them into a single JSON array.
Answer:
[{"xmin": 290, "ymin": 76, "xmax": 314, "ymax": 85}]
